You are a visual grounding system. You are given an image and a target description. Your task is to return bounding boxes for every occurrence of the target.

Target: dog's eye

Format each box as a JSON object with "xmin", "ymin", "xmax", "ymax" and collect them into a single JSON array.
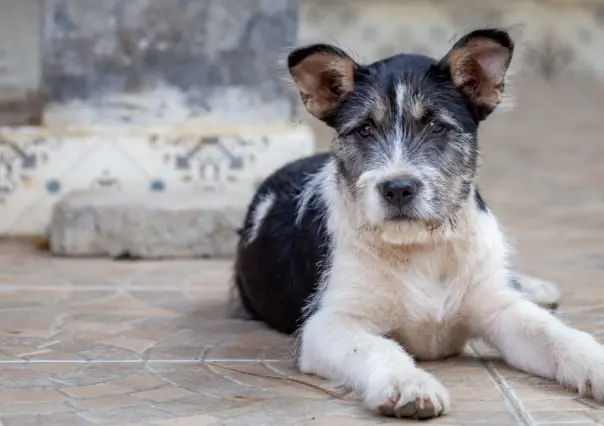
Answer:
[
  {"xmin": 355, "ymin": 124, "xmax": 373, "ymax": 138},
  {"xmin": 428, "ymin": 122, "xmax": 448, "ymax": 134}
]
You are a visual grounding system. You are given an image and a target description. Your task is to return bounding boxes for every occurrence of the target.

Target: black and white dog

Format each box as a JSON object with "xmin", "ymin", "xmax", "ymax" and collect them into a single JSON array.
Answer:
[{"xmin": 233, "ymin": 28, "xmax": 603, "ymax": 419}]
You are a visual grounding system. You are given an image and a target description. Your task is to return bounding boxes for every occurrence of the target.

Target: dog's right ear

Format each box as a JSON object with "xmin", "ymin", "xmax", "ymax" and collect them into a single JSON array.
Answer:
[{"xmin": 288, "ymin": 44, "xmax": 358, "ymax": 122}]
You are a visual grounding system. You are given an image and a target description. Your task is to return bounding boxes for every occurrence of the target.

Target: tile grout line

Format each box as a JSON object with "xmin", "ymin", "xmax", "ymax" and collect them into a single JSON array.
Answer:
[
  {"xmin": 482, "ymin": 361, "xmax": 535, "ymax": 426},
  {"xmin": 0, "ymin": 285, "xmax": 206, "ymax": 291},
  {"xmin": 470, "ymin": 343, "xmax": 535, "ymax": 426},
  {"xmin": 0, "ymin": 358, "xmax": 290, "ymax": 364}
]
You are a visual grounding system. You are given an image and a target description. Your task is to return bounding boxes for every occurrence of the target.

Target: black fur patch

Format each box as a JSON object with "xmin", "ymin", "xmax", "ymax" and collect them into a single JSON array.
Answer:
[
  {"xmin": 474, "ymin": 189, "xmax": 488, "ymax": 212},
  {"xmin": 234, "ymin": 153, "xmax": 332, "ymax": 334}
]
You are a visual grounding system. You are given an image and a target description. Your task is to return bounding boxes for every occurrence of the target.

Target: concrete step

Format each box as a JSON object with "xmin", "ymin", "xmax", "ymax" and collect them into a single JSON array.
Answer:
[{"xmin": 49, "ymin": 190, "xmax": 247, "ymax": 259}]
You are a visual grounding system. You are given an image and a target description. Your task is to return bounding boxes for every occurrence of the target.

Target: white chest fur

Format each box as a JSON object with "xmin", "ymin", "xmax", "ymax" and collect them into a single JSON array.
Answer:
[{"xmin": 317, "ymin": 202, "xmax": 509, "ymax": 360}]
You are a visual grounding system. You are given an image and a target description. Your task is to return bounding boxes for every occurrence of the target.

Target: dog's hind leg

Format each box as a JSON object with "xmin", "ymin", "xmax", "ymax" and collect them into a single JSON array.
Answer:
[{"xmin": 509, "ymin": 272, "xmax": 561, "ymax": 310}]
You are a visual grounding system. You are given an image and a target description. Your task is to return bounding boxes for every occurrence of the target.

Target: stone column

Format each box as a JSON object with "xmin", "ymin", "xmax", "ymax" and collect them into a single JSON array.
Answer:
[
  {"xmin": 42, "ymin": 0, "xmax": 299, "ymax": 125},
  {"xmin": 0, "ymin": 0, "xmax": 315, "ymax": 257},
  {"xmin": 0, "ymin": 0, "xmax": 43, "ymax": 125}
]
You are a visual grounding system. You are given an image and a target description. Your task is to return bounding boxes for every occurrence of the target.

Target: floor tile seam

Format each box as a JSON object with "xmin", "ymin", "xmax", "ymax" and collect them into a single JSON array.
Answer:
[
  {"xmin": 0, "ymin": 358, "xmax": 290, "ymax": 364},
  {"xmin": 470, "ymin": 343, "xmax": 535, "ymax": 426},
  {"xmin": 0, "ymin": 285, "xmax": 195, "ymax": 291}
]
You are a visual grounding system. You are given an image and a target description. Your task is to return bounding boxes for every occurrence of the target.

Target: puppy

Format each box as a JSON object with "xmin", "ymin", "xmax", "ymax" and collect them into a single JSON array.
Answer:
[{"xmin": 232, "ymin": 29, "xmax": 601, "ymax": 420}]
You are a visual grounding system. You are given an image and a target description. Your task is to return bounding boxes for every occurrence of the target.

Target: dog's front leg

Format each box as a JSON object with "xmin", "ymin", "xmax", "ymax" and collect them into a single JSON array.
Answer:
[
  {"xmin": 298, "ymin": 309, "xmax": 450, "ymax": 418},
  {"xmin": 469, "ymin": 284, "xmax": 604, "ymax": 400}
]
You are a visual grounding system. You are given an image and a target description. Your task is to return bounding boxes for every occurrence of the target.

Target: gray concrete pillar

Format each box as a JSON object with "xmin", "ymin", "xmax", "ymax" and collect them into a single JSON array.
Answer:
[
  {"xmin": 0, "ymin": 0, "xmax": 43, "ymax": 125},
  {"xmin": 43, "ymin": 0, "xmax": 299, "ymax": 125}
]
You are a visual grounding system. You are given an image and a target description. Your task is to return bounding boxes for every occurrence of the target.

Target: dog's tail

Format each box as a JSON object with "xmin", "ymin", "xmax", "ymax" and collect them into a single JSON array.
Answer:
[{"xmin": 510, "ymin": 272, "xmax": 561, "ymax": 310}]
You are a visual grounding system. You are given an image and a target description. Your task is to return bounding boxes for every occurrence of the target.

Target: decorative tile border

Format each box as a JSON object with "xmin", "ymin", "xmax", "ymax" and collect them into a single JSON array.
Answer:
[{"xmin": 0, "ymin": 124, "xmax": 314, "ymax": 236}]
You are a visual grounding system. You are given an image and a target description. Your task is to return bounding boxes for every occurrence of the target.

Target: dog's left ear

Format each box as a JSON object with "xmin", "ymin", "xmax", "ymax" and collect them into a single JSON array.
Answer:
[{"xmin": 440, "ymin": 29, "xmax": 514, "ymax": 120}]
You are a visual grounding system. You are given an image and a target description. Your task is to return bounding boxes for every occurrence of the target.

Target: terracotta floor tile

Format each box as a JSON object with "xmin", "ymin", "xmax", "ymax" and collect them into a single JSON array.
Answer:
[
  {"xmin": 0, "ymin": 400, "xmax": 73, "ymax": 415},
  {"xmin": 78, "ymin": 405, "xmax": 173, "ymax": 424},
  {"xmin": 202, "ymin": 330, "xmax": 290, "ymax": 360},
  {"xmin": 62, "ymin": 383, "xmax": 134, "ymax": 399},
  {"xmin": 452, "ymin": 399, "xmax": 510, "ymax": 412},
  {"xmin": 102, "ymin": 337, "xmax": 157, "ymax": 353},
  {"xmin": 578, "ymin": 397, "xmax": 604, "ymax": 410},
  {"xmin": 434, "ymin": 410, "xmax": 519, "ymax": 425},
  {"xmin": 513, "ymin": 385, "xmax": 578, "ymax": 400},
  {"xmin": 133, "ymin": 386, "xmax": 198, "ymax": 403},
  {"xmin": 109, "ymin": 373, "xmax": 166, "ymax": 391},
  {"xmin": 298, "ymin": 417, "xmax": 385, "ymax": 426},
  {"xmin": 149, "ymin": 415, "xmax": 219, "ymax": 426},
  {"xmin": 530, "ymin": 410, "xmax": 597, "ymax": 424},
  {"xmin": 504, "ymin": 375, "xmax": 559, "ymax": 388},
  {"xmin": 206, "ymin": 362, "xmax": 338, "ymax": 400},
  {"xmin": 0, "ymin": 389, "xmax": 67, "ymax": 402},
  {"xmin": 69, "ymin": 394, "xmax": 147, "ymax": 411},
  {"xmin": 0, "ymin": 365, "xmax": 47, "ymax": 386},
  {"xmin": 25, "ymin": 350, "xmax": 86, "ymax": 362},
  {"xmin": 522, "ymin": 398, "xmax": 593, "ymax": 412},
  {"xmin": 28, "ymin": 362, "xmax": 80, "ymax": 374},
  {"xmin": 447, "ymin": 385, "xmax": 503, "ymax": 401},
  {"xmin": 1, "ymin": 413, "xmax": 94, "ymax": 426}
]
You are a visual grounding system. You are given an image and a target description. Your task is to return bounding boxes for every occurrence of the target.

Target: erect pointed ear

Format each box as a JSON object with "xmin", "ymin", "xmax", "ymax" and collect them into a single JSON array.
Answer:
[
  {"xmin": 440, "ymin": 29, "xmax": 514, "ymax": 120},
  {"xmin": 288, "ymin": 44, "xmax": 358, "ymax": 122}
]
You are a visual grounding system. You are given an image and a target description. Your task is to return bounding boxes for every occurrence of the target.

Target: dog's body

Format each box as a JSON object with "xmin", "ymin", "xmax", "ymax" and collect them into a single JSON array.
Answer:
[
  {"xmin": 233, "ymin": 29, "xmax": 604, "ymax": 419},
  {"xmin": 235, "ymin": 152, "xmax": 557, "ymax": 338}
]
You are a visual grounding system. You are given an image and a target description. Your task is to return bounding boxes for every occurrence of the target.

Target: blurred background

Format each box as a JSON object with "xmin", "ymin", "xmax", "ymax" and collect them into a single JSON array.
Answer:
[{"xmin": 0, "ymin": 0, "xmax": 602, "ymax": 261}]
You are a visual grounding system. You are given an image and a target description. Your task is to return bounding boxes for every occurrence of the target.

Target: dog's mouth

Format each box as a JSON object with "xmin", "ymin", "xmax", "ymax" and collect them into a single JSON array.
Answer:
[
  {"xmin": 382, "ymin": 210, "xmax": 447, "ymax": 231},
  {"xmin": 381, "ymin": 204, "xmax": 426, "ymax": 223},
  {"xmin": 384, "ymin": 212, "xmax": 420, "ymax": 222}
]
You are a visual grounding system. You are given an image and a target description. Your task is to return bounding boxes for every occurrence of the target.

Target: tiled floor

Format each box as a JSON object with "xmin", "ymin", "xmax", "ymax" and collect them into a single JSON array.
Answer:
[{"xmin": 2, "ymin": 77, "xmax": 604, "ymax": 425}]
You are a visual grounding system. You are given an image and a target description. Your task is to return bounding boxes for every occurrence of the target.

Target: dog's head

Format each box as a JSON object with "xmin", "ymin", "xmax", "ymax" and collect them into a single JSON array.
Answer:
[{"xmin": 289, "ymin": 29, "xmax": 513, "ymax": 229}]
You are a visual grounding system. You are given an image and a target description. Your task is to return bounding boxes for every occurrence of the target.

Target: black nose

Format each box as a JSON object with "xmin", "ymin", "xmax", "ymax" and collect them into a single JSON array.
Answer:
[{"xmin": 380, "ymin": 178, "xmax": 421, "ymax": 207}]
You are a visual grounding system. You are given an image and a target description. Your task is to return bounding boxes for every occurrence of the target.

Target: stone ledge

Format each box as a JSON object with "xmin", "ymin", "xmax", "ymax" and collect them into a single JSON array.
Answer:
[
  {"xmin": 0, "ymin": 123, "xmax": 314, "ymax": 236},
  {"xmin": 49, "ymin": 190, "xmax": 249, "ymax": 259},
  {"xmin": 0, "ymin": 122, "xmax": 313, "ymax": 139}
]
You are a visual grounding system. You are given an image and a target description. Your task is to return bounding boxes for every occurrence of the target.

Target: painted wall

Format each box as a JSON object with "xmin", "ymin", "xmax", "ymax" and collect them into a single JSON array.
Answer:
[{"xmin": 300, "ymin": 0, "xmax": 604, "ymax": 79}]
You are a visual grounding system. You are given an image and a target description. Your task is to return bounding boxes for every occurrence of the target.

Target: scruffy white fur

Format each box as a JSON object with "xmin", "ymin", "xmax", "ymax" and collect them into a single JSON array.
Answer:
[
  {"xmin": 247, "ymin": 192, "xmax": 276, "ymax": 245},
  {"xmin": 297, "ymin": 159, "xmax": 604, "ymax": 418}
]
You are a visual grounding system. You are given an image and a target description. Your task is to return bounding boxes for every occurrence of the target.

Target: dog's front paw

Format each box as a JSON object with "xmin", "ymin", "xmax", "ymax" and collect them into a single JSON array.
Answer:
[
  {"xmin": 364, "ymin": 368, "xmax": 450, "ymax": 419},
  {"xmin": 573, "ymin": 362, "xmax": 604, "ymax": 401},
  {"xmin": 559, "ymin": 336, "xmax": 604, "ymax": 401}
]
